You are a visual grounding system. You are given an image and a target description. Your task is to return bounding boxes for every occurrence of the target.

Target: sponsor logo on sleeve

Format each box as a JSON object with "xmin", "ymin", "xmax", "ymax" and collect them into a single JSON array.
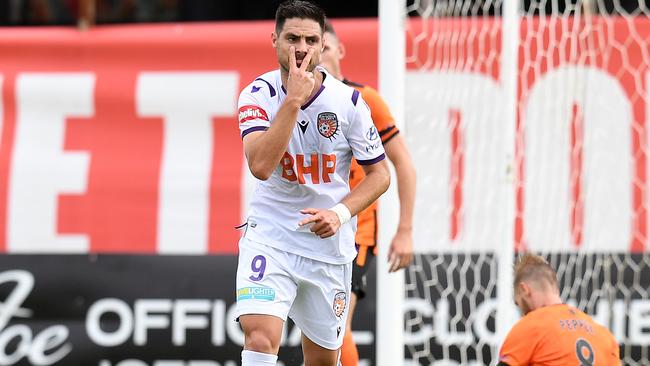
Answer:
[
  {"xmin": 365, "ymin": 126, "xmax": 379, "ymax": 141},
  {"xmin": 238, "ymin": 105, "xmax": 269, "ymax": 124},
  {"xmin": 237, "ymin": 287, "xmax": 276, "ymax": 301},
  {"xmin": 365, "ymin": 141, "xmax": 382, "ymax": 152}
]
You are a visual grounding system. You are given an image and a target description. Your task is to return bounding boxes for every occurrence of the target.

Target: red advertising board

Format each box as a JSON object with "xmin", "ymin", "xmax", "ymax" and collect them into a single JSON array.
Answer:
[
  {"xmin": 0, "ymin": 19, "xmax": 378, "ymax": 254},
  {"xmin": 3, "ymin": 17, "xmax": 650, "ymax": 255}
]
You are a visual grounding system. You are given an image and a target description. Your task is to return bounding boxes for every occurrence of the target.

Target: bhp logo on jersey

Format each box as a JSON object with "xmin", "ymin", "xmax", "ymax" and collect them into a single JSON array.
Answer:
[
  {"xmin": 281, "ymin": 152, "xmax": 336, "ymax": 184},
  {"xmin": 238, "ymin": 105, "xmax": 269, "ymax": 124}
]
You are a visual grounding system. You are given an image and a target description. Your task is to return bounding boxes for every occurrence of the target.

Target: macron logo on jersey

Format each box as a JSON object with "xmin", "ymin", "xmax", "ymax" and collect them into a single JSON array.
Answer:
[{"xmin": 238, "ymin": 105, "xmax": 269, "ymax": 124}]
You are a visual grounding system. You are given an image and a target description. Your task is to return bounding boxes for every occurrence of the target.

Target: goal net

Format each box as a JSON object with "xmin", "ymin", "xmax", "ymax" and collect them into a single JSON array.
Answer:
[{"xmin": 391, "ymin": 0, "xmax": 650, "ymax": 365}]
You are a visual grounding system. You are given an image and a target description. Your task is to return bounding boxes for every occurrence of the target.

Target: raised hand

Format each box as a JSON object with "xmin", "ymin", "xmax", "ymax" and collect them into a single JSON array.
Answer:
[{"xmin": 286, "ymin": 46, "xmax": 316, "ymax": 104}]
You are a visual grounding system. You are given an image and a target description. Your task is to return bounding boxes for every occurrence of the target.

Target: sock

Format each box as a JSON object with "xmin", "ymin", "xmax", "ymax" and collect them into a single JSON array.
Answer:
[
  {"xmin": 242, "ymin": 350, "xmax": 278, "ymax": 366},
  {"xmin": 340, "ymin": 332, "xmax": 359, "ymax": 366}
]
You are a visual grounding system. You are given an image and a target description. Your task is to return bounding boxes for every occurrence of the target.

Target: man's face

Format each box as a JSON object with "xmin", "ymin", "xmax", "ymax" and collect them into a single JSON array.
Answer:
[
  {"xmin": 319, "ymin": 32, "xmax": 343, "ymax": 76},
  {"xmin": 273, "ymin": 18, "xmax": 323, "ymax": 73}
]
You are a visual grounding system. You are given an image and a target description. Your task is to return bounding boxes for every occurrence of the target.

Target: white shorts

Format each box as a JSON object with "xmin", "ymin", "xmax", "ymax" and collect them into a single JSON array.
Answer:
[{"xmin": 235, "ymin": 236, "xmax": 352, "ymax": 350}]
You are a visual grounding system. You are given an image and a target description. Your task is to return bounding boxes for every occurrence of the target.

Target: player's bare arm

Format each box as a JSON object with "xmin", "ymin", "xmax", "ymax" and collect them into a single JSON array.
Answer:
[
  {"xmin": 243, "ymin": 47, "xmax": 316, "ymax": 180},
  {"xmin": 343, "ymin": 159, "xmax": 390, "ymax": 217},
  {"xmin": 383, "ymin": 133, "xmax": 416, "ymax": 272},
  {"xmin": 299, "ymin": 159, "xmax": 390, "ymax": 238}
]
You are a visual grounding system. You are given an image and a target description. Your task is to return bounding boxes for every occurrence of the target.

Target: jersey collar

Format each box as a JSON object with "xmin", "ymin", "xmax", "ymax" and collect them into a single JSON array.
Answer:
[{"xmin": 281, "ymin": 67, "xmax": 327, "ymax": 110}]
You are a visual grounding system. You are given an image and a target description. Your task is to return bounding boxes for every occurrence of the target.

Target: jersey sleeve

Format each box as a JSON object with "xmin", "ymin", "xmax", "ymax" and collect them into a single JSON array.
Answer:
[
  {"xmin": 361, "ymin": 86, "xmax": 400, "ymax": 144},
  {"xmin": 498, "ymin": 320, "xmax": 538, "ymax": 366},
  {"xmin": 347, "ymin": 92, "xmax": 386, "ymax": 165},
  {"xmin": 238, "ymin": 81, "xmax": 272, "ymax": 139}
]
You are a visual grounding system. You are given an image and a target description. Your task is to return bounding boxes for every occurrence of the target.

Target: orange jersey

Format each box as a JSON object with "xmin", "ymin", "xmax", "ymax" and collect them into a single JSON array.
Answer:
[
  {"xmin": 344, "ymin": 79, "xmax": 399, "ymax": 248},
  {"xmin": 499, "ymin": 304, "xmax": 620, "ymax": 366}
]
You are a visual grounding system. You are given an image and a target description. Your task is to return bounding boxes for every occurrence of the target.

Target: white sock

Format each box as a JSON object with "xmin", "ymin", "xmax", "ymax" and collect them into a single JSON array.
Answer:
[{"xmin": 241, "ymin": 350, "xmax": 278, "ymax": 366}]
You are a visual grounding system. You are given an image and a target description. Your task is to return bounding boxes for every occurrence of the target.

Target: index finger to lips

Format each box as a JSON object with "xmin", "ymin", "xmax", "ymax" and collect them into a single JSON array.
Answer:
[{"xmin": 289, "ymin": 46, "xmax": 297, "ymax": 70}]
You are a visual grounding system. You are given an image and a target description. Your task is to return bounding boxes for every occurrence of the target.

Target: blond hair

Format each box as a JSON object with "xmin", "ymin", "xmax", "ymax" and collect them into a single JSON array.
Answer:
[{"xmin": 513, "ymin": 253, "xmax": 559, "ymax": 292}]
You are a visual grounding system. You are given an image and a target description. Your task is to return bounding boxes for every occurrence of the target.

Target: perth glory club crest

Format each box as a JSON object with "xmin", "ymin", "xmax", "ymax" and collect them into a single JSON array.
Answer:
[
  {"xmin": 317, "ymin": 112, "xmax": 339, "ymax": 140},
  {"xmin": 333, "ymin": 291, "xmax": 347, "ymax": 317}
]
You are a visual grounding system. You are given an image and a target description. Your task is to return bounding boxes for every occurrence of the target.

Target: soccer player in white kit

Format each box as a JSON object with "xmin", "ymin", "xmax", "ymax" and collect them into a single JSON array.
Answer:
[{"xmin": 235, "ymin": 1, "xmax": 390, "ymax": 365}]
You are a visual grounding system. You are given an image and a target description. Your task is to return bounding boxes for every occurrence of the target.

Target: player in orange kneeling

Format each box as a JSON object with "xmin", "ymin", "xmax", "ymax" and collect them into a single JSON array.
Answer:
[
  {"xmin": 319, "ymin": 19, "xmax": 417, "ymax": 366},
  {"xmin": 498, "ymin": 253, "xmax": 620, "ymax": 366}
]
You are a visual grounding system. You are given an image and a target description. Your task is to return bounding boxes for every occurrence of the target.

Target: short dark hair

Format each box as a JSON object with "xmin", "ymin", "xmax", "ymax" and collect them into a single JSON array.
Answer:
[{"xmin": 275, "ymin": 0, "xmax": 326, "ymax": 35}]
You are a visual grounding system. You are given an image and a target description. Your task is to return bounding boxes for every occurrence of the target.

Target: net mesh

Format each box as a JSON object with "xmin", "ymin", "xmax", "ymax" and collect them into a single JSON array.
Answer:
[{"xmin": 402, "ymin": 0, "xmax": 650, "ymax": 364}]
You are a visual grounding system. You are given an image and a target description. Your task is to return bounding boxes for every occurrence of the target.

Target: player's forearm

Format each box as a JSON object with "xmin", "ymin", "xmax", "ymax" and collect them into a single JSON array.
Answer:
[
  {"xmin": 341, "ymin": 160, "xmax": 390, "ymax": 216},
  {"xmin": 394, "ymin": 152, "xmax": 416, "ymax": 232},
  {"xmin": 246, "ymin": 97, "xmax": 302, "ymax": 180},
  {"xmin": 384, "ymin": 135, "xmax": 416, "ymax": 231}
]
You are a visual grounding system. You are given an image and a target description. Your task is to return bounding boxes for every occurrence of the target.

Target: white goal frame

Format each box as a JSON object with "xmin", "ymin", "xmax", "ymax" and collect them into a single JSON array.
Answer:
[
  {"xmin": 376, "ymin": 0, "xmax": 520, "ymax": 363},
  {"xmin": 377, "ymin": 1, "xmax": 406, "ymax": 366}
]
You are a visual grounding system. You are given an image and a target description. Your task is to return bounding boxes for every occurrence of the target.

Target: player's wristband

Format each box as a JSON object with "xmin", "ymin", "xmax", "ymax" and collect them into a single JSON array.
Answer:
[{"xmin": 330, "ymin": 203, "xmax": 352, "ymax": 225}]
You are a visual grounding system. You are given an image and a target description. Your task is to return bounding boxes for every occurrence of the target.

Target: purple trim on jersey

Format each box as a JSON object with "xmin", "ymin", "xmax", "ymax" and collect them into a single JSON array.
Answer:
[
  {"xmin": 301, "ymin": 84, "xmax": 325, "ymax": 110},
  {"xmin": 254, "ymin": 78, "xmax": 276, "ymax": 97},
  {"xmin": 241, "ymin": 126, "xmax": 268, "ymax": 138},
  {"xmin": 281, "ymin": 71, "xmax": 327, "ymax": 109},
  {"xmin": 281, "ymin": 84, "xmax": 327, "ymax": 110},
  {"xmin": 357, "ymin": 153, "xmax": 386, "ymax": 165},
  {"xmin": 351, "ymin": 89, "xmax": 360, "ymax": 106}
]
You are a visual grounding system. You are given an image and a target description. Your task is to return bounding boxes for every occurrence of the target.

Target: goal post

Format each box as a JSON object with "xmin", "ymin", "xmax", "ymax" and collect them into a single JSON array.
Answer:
[
  {"xmin": 377, "ymin": 0, "xmax": 519, "ymax": 364},
  {"xmin": 495, "ymin": 0, "xmax": 520, "ymax": 344},
  {"xmin": 376, "ymin": 1, "xmax": 406, "ymax": 365}
]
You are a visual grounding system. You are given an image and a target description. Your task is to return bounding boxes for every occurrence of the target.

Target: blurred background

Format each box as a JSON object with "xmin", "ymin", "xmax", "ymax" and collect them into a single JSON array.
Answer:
[
  {"xmin": 0, "ymin": 0, "xmax": 380, "ymax": 25},
  {"xmin": 0, "ymin": 0, "xmax": 647, "ymax": 26}
]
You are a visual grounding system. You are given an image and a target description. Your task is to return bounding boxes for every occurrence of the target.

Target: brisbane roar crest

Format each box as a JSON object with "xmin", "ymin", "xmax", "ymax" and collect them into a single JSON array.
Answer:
[
  {"xmin": 317, "ymin": 112, "xmax": 339, "ymax": 140},
  {"xmin": 333, "ymin": 291, "xmax": 347, "ymax": 318}
]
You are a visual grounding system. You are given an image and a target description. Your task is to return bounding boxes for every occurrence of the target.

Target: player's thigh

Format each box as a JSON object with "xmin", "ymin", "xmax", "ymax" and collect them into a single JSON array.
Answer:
[
  {"xmin": 290, "ymin": 260, "xmax": 353, "ymax": 350},
  {"xmin": 235, "ymin": 237, "xmax": 297, "ymax": 343},
  {"xmin": 302, "ymin": 332, "xmax": 340, "ymax": 366}
]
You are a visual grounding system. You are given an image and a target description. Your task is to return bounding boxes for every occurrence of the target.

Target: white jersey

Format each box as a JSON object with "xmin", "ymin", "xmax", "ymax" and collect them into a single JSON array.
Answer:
[{"xmin": 238, "ymin": 67, "xmax": 385, "ymax": 264}]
